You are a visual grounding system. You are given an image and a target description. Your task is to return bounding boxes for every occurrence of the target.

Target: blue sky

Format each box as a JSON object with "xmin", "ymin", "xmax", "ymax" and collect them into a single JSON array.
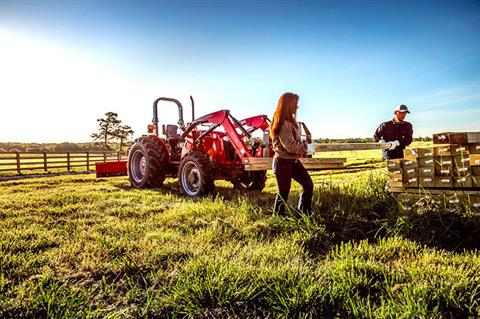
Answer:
[{"xmin": 0, "ymin": 0, "xmax": 479, "ymax": 142}]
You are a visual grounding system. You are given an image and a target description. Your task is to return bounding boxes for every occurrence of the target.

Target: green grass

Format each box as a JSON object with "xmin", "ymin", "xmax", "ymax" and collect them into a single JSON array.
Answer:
[{"xmin": 1, "ymin": 144, "xmax": 479, "ymax": 318}]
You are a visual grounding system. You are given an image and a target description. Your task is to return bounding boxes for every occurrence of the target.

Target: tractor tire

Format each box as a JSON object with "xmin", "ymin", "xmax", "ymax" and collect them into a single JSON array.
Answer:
[
  {"xmin": 233, "ymin": 170, "xmax": 267, "ymax": 191},
  {"xmin": 178, "ymin": 151, "xmax": 215, "ymax": 196},
  {"xmin": 128, "ymin": 137, "xmax": 169, "ymax": 188}
]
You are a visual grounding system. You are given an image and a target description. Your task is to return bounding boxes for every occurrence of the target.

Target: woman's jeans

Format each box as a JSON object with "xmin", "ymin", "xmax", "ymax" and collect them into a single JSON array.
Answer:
[{"xmin": 272, "ymin": 158, "xmax": 313, "ymax": 215}]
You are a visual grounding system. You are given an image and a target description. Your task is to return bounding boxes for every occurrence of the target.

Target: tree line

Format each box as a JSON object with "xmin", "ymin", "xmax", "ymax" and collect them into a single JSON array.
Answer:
[
  {"xmin": 0, "ymin": 112, "xmax": 134, "ymax": 153},
  {"xmin": 313, "ymin": 137, "xmax": 432, "ymax": 144},
  {"xmin": 0, "ymin": 111, "xmax": 433, "ymax": 152}
]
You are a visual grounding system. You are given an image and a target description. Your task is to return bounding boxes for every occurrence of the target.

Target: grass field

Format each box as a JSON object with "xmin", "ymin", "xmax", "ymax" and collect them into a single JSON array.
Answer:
[{"xmin": 1, "ymin": 146, "xmax": 480, "ymax": 318}]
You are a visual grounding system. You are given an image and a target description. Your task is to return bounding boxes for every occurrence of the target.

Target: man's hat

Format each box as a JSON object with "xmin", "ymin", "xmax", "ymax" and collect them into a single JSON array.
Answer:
[{"xmin": 394, "ymin": 104, "xmax": 410, "ymax": 113}]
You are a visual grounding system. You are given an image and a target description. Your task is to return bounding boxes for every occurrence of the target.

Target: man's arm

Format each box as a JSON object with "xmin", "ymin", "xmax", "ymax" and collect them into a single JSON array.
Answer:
[
  {"xmin": 404, "ymin": 123, "xmax": 413, "ymax": 146},
  {"xmin": 373, "ymin": 122, "xmax": 385, "ymax": 142}
]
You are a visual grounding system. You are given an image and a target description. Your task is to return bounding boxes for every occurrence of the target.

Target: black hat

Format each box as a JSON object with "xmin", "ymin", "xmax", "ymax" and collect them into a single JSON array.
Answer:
[{"xmin": 394, "ymin": 104, "xmax": 410, "ymax": 113}]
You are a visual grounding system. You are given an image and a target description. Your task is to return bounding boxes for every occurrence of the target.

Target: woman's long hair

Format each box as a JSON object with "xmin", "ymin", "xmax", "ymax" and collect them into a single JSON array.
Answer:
[{"xmin": 270, "ymin": 92, "xmax": 299, "ymax": 138}]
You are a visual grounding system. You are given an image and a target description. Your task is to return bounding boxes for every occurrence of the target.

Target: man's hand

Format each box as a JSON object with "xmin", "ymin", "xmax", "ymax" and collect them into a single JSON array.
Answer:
[{"xmin": 389, "ymin": 140, "xmax": 400, "ymax": 150}]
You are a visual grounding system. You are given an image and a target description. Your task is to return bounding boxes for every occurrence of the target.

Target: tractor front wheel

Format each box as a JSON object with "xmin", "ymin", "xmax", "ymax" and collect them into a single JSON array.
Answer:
[
  {"xmin": 178, "ymin": 151, "xmax": 215, "ymax": 196},
  {"xmin": 128, "ymin": 137, "xmax": 169, "ymax": 188}
]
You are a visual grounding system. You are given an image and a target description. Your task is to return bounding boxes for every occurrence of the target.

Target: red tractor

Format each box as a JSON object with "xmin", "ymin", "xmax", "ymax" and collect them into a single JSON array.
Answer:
[
  {"xmin": 96, "ymin": 96, "xmax": 336, "ymax": 196},
  {"xmin": 104, "ymin": 96, "xmax": 274, "ymax": 196}
]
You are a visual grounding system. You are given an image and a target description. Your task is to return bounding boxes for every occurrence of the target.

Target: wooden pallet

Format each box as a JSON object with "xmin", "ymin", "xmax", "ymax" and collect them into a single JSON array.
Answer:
[
  {"xmin": 242, "ymin": 157, "xmax": 346, "ymax": 171},
  {"xmin": 432, "ymin": 132, "xmax": 480, "ymax": 144},
  {"xmin": 388, "ymin": 186, "xmax": 480, "ymax": 195}
]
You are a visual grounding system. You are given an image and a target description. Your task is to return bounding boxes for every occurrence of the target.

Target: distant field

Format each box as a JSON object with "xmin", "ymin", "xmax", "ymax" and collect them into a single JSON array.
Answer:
[{"xmin": 1, "ymin": 143, "xmax": 479, "ymax": 318}]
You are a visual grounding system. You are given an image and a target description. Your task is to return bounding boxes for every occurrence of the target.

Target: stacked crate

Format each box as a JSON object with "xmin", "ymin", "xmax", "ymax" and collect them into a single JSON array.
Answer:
[{"xmin": 388, "ymin": 132, "xmax": 480, "ymax": 211}]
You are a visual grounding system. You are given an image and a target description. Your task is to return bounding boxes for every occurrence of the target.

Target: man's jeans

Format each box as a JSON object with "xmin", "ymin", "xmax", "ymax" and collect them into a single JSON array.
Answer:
[{"xmin": 272, "ymin": 158, "xmax": 313, "ymax": 215}]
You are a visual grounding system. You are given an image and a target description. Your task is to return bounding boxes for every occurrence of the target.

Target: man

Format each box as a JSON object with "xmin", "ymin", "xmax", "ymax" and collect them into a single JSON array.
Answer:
[{"xmin": 374, "ymin": 104, "xmax": 413, "ymax": 160}]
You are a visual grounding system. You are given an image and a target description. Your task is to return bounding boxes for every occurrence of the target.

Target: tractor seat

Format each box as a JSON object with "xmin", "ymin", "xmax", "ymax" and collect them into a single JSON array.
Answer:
[{"xmin": 166, "ymin": 124, "xmax": 180, "ymax": 138}]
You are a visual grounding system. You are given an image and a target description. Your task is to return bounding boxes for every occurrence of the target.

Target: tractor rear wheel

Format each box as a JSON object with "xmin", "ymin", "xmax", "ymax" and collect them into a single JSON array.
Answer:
[
  {"xmin": 128, "ymin": 137, "xmax": 169, "ymax": 188},
  {"xmin": 178, "ymin": 151, "xmax": 215, "ymax": 196},
  {"xmin": 233, "ymin": 170, "xmax": 267, "ymax": 191}
]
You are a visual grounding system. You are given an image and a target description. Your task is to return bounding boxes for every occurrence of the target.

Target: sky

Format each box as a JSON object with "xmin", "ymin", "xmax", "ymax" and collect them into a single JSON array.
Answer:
[{"xmin": 0, "ymin": 0, "xmax": 479, "ymax": 142}]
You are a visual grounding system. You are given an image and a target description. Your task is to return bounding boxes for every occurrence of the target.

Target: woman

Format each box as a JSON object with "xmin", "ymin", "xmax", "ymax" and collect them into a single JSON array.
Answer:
[{"xmin": 270, "ymin": 92, "xmax": 313, "ymax": 215}]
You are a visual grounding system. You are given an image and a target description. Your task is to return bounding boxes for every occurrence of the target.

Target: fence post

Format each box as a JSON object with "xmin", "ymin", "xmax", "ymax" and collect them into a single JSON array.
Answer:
[
  {"xmin": 43, "ymin": 152, "xmax": 47, "ymax": 172},
  {"xmin": 67, "ymin": 152, "xmax": 70, "ymax": 171},
  {"xmin": 16, "ymin": 151, "xmax": 21, "ymax": 174},
  {"xmin": 86, "ymin": 152, "xmax": 90, "ymax": 171}
]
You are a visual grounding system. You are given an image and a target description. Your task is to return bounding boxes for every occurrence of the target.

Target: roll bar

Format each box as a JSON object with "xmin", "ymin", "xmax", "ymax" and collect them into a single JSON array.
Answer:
[{"xmin": 152, "ymin": 96, "xmax": 196, "ymax": 136}]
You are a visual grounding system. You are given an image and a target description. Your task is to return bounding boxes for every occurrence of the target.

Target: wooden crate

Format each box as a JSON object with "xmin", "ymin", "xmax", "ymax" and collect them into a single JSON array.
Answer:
[
  {"xmin": 388, "ymin": 175, "xmax": 404, "ymax": 188},
  {"xmin": 388, "ymin": 168, "xmax": 403, "ymax": 175},
  {"xmin": 472, "ymin": 166, "xmax": 480, "ymax": 176},
  {"xmin": 419, "ymin": 177, "xmax": 435, "ymax": 188},
  {"xmin": 389, "ymin": 187, "xmax": 479, "ymax": 195},
  {"xmin": 403, "ymin": 148, "xmax": 418, "ymax": 160},
  {"xmin": 419, "ymin": 167, "xmax": 435, "ymax": 177},
  {"xmin": 433, "ymin": 132, "xmax": 480, "ymax": 144},
  {"xmin": 434, "ymin": 145, "xmax": 452, "ymax": 156},
  {"xmin": 394, "ymin": 192, "xmax": 480, "ymax": 212},
  {"xmin": 453, "ymin": 155, "xmax": 470, "ymax": 168},
  {"xmin": 418, "ymin": 147, "xmax": 434, "ymax": 158},
  {"xmin": 435, "ymin": 166, "xmax": 453, "ymax": 177},
  {"xmin": 404, "ymin": 177, "xmax": 419, "ymax": 188},
  {"xmin": 418, "ymin": 157, "xmax": 435, "ymax": 167},
  {"xmin": 470, "ymin": 154, "xmax": 480, "ymax": 166},
  {"xmin": 434, "ymin": 177, "xmax": 453, "ymax": 188},
  {"xmin": 387, "ymin": 159, "xmax": 402, "ymax": 171},
  {"xmin": 453, "ymin": 176, "xmax": 473, "ymax": 188},
  {"xmin": 472, "ymin": 175, "xmax": 480, "ymax": 187},
  {"xmin": 451, "ymin": 145, "xmax": 469, "ymax": 156},
  {"xmin": 403, "ymin": 159, "xmax": 418, "ymax": 168},
  {"xmin": 404, "ymin": 167, "xmax": 418, "ymax": 178},
  {"xmin": 469, "ymin": 195, "xmax": 480, "ymax": 211},
  {"xmin": 445, "ymin": 193, "xmax": 467, "ymax": 208},
  {"xmin": 454, "ymin": 166, "xmax": 471, "ymax": 177},
  {"xmin": 469, "ymin": 143, "xmax": 480, "ymax": 154},
  {"xmin": 434, "ymin": 156, "xmax": 453, "ymax": 176},
  {"xmin": 434, "ymin": 164, "xmax": 453, "ymax": 176}
]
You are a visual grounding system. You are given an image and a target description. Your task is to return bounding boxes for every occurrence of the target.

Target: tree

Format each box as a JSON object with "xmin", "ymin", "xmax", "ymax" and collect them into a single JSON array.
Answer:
[
  {"xmin": 114, "ymin": 124, "xmax": 134, "ymax": 151},
  {"xmin": 91, "ymin": 112, "xmax": 122, "ymax": 149}
]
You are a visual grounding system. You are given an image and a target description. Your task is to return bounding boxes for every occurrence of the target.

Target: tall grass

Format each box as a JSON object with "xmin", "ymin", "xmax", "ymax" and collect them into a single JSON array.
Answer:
[{"xmin": 1, "ymin": 167, "xmax": 479, "ymax": 317}]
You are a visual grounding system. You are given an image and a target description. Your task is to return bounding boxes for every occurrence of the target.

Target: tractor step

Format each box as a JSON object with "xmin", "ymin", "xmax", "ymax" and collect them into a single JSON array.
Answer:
[{"xmin": 95, "ymin": 161, "xmax": 128, "ymax": 177}]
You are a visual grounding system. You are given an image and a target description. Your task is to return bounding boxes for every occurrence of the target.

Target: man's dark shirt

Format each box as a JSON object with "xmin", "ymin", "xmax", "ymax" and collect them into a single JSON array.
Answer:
[{"xmin": 374, "ymin": 119, "xmax": 413, "ymax": 159}]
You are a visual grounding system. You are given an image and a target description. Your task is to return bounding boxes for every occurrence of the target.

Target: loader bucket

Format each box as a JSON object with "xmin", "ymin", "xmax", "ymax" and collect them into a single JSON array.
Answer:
[{"xmin": 95, "ymin": 161, "xmax": 128, "ymax": 177}]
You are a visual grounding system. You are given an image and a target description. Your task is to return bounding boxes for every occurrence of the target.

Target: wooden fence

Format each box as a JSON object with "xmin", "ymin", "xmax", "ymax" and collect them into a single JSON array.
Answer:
[{"xmin": 0, "ymin": 151, "xmax": 127, "ymax": 175}]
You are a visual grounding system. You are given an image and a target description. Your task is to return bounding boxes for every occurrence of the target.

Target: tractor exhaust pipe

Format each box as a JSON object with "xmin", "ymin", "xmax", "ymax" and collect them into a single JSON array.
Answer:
[
  {"xmin": 153, "ymin": 97, "xmax": 184, "ymax": 135},
  {"xmin": 190, "ymin": 95, "xmax": 195, "ymax": 121}
]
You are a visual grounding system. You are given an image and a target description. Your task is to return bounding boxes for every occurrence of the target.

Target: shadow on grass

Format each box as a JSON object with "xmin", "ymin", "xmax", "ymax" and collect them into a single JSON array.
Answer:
[
  {"xmin": 301, "ymin": 188, "xmax": 480, "ymax": 257},
  {"xmin": 391, "ymin": 207, "xmax": 480, "ymax": 251},
  {"xmin": 113, "ymin": 176, "xmax": 480, "ymax": 253},
  {"xmin": 114, "ymin": 179, "xmax": 277, "ymax": 203}
]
